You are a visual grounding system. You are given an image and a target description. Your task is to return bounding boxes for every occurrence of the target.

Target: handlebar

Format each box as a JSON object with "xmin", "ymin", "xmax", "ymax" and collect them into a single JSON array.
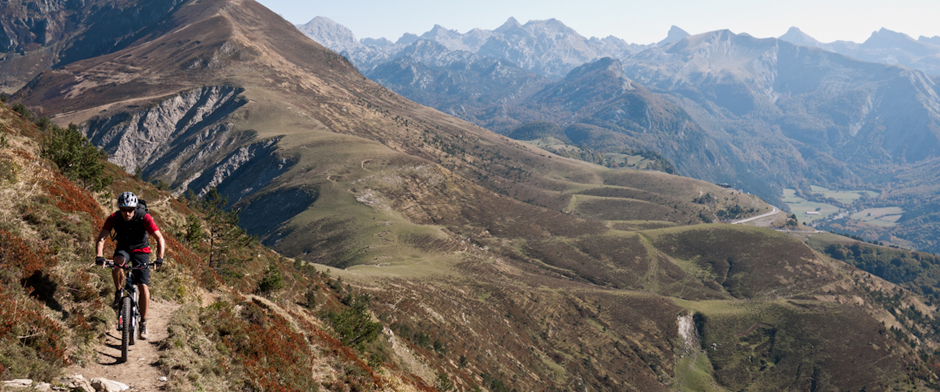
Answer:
[{"xmin": 97, "ymin": 260, "xmax": 155, "ymax": 270}]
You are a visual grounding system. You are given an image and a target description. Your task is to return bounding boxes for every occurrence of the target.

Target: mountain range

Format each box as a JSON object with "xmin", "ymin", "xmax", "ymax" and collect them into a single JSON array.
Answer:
[
  {"xmin": 779, "ymin": 26, "xmax": 940, "ymax": 76},
  {"xmin": 5, "ymin": 0, "xmax": 940, "ymax": 390},
  {"xmin": 301, "ymin": 17, "xmax": 940, "ymax": 254}
]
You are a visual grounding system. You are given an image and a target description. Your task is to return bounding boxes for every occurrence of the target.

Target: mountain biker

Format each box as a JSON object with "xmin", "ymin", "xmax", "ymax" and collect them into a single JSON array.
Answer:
[{"xmin": 94, "ymin": 191, "xmax": 166, "ymax": 340}]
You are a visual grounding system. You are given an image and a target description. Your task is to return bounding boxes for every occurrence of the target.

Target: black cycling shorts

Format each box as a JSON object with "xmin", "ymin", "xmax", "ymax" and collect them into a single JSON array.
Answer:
[{"xmin": 113, "ymin": 250, "xmax": 151, "ymax": 286}]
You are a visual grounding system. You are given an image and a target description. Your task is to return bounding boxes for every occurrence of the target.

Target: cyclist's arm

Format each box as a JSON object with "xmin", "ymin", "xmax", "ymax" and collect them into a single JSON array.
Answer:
[
  {"xmin": 143, "ymin": 214, "xmax": 165, "ymax": 260},
  {"xmin": 153, "ymin": 229, "xmax": 166, "ymax": 259},
  {"xmin": 95, "ymin": 228, "xmax": 110, "ymax": 258}
]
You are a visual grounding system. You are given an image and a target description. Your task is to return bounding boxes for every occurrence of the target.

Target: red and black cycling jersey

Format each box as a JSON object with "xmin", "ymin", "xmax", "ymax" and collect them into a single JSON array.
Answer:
[{"xmin": 103, "ymin": 206, "xmax": 160, "ymax": 253}]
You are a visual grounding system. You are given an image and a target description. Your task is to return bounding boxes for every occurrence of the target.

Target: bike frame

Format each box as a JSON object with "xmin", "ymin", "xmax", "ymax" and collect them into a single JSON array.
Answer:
[{"xmin": 105, "ymin": 261, "xmax": 146, "ymax": 363}]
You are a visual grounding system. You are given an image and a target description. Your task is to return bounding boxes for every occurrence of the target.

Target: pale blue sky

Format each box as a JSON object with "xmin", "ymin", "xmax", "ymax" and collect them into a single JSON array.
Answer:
[{"xmin": 257, "ymin": 0, "xmax": 940, "ymax": 45}]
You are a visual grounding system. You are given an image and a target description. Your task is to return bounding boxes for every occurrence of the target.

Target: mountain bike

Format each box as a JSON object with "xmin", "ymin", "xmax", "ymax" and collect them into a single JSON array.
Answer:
[{"xmin": 104, "ymin": 261, "xmax": 146, "ymax": 363}]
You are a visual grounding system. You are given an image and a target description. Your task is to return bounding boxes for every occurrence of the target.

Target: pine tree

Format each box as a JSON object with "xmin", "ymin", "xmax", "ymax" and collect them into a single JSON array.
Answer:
[
  {"xmin": 199, "ymin": 188, "xmax": 248, "ymax": 271},
  {"xmin": 39, "ymin": 123, "xmax": 112, "ymax": 191}
]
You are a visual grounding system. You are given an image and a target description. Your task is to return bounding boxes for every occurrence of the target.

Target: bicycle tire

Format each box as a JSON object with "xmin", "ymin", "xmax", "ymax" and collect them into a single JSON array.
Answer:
[
  {"xmin": 130, "ymin": 288, "xmax": 138, "ymax": 346},
  {"xmin": 120, "ymin": 296, "xmax": 131, "ymax": 362}
]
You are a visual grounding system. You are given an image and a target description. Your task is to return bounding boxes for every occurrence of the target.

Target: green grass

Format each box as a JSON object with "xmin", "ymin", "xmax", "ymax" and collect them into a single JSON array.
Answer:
[
  {"xmin": 809, "ymin": 185, "xmax": 879, "ymax": 204},
  {"xmin": 790, "ymin": 187, "xmax": 902, "ymax": 227},
  {"xmin": 674, "ymin": 352, "xmax": 726, "ymax": 392},
  {"xmin": 672, "ymin": 298, "xmax": 768, "ymax": 315},
  {"xmin": 609, "ymin": 220, "xmax": 678, "ymax": 231},
  {"xmin": 802, "ymin": 231, "xmax": 854, "ymax": 248},
  {"xmin": 781, "ymin": 189, "xmax": 842, "ymax": 223},
  {"xmin": 524, "ymin": 139, "xmax": 667, "ymax": 171},
  {"xmin": 851, "ymin": 207, "xmax": 904, "ymax": 227}
]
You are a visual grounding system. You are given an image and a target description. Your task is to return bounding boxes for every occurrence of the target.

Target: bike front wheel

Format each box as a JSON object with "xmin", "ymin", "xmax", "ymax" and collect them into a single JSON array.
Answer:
[
  {"xmin": 120, "ymin": 296, "xmax": 131, "ymax": 362},
  {"xmin": 130, "ymin": 291, "xmax": 138, "ymax": 346}
]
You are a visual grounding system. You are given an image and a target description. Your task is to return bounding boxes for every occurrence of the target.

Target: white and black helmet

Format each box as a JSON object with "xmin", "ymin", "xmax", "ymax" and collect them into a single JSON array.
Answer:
[{"xmin": 117, "ymin": 192, "xmax": 138, "ymax": 208}]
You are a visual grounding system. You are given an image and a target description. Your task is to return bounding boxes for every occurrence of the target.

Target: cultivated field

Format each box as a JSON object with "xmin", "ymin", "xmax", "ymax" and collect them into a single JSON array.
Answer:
[
  {"xmin": 851, "ymin": 206, "xmax": 905, "ymax": 227},
  {"xmin": 781, "ymin": 189, "xmax": 841, "ymax": 223},
  {"xmin": 809, "ymin": 185, "xmax": 879, "ymax": 204}
]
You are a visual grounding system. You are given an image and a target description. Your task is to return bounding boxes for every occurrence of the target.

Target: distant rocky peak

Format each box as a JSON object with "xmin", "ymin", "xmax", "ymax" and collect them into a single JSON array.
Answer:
[
  {"xmin": 495, "ymin": 17, "xmax": 523, "ymax": 33},
  {"xmin": 521, "ymin": 18, "xmax": 580, "ymax": 36},
  {"xmin": 296, "ymin": 16, "xmax": 361, "ymax": 53},
  {"xmin": 668, "ymin": 29, "xmax": 732, "ymax": 52},
  {"xmin": 398, "ymin": 38, "xmax": 449, "ymax": 58},
  {"xmin": 397, "ymin": 32, "xmax": 420, "ymax": 45},
  {"xmin": 863, "ymin": 28, "xmax": 930, "ymax": 55},
  {"xmin": 423, "ymin": 24, "xmax": 458, "ymax": 38},
  {"xmin": 779, "ymin": 26, "xmax": 823, "ymax": 48},
  {"xmin": 920, "ymin": 36, "xmax": 940, "ymax": 46},
  {"xmin": 663, "ymin": 29, "xmax": 778, "ymax": 64},
  {"xmin": 419, "ymin": 23, "xmax": 485, "ymax": 52},
  {"xmin": 539, "ymin": 18, "xmax": 569, "ymax": 30},
  {"xmin": 864, "ymin": 28, "xmax": 915, "ymax": 46},
  {"xmin": 361, "ymin": 37, "xmax": 393, "ymax": 46},
  {"xmin": 565, "ymin": 57, "xmax": 626, "ymax": 81},
  {"xmin": 658, "ymin": 25, "xmax": 690, "ymax": 46}
]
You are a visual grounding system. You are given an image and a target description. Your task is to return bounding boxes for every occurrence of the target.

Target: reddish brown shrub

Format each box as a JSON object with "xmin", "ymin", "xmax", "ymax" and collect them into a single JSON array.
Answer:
[
  {"xmin": 163, "ymin": 234, "xmax": 219, "ymax": 288},
  {"xmin": 12, "ymin": 149, "xmax": 35, "ymax": 161},
  {"xmin": 0, "ymin": 230, "xmax": 54, "ymax": 282},
  {"xmin": 0, "ymin": 287, "xmax": 70, "ymax": 376},
  {"xmin": 289, "ymin": 308, "xmax": 386, "ymax": 389},
  {"xmin": 66, "ymin": 270, "xmax": 98, "ymax": 303},
  {"xmin": 44, "ymin": 171, "xmax": 104, "ymax": 229},
  {"xmin": 206, "ymin": 301, "xmax": 322, "ymax": 391}
]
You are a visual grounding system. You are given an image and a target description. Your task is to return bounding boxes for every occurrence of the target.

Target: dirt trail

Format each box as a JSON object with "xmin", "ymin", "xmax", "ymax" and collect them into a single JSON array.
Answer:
[{"xmin": 66, "ymin": 299, "xmax": 180, "ymax": 391}]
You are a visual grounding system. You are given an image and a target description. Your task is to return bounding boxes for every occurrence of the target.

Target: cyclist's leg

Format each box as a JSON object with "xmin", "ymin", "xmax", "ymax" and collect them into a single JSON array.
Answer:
[
  {"xmin": 140, "ymin": 284, "xmax": 150, "ymax": 319},
  {"xmin": 111, "ymin": 250, "xmax": 131, "ymax": 309},
  {"xmin": 112, "ymin": 251, "xmax": 128, "ymax": 291},
  {"xmin": 129, "ymin": 252, "xmax": 151, "ymax": 320}
]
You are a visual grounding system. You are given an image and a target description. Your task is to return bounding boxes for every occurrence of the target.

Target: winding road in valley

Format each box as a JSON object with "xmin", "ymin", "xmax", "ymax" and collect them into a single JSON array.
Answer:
[{"xmin": 732, "ymin": 206, "xmax": 779, "ymax": 225}]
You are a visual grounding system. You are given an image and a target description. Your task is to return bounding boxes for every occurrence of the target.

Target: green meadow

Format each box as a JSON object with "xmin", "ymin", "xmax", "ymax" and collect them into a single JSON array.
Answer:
[
  {"xmin": 809, "ymin": 185, "xmax": 879, "ymax": 204},
  {"xmin": 851, "ymin": 207, "xmax": 905, "ymax": 227},
  {"xmin": 781, "ymin": 189, "xmax": 842, "ymax": 223},
  {"xmin": 782, "ymin": 187, "xmax": 901, "ymax": 226}
]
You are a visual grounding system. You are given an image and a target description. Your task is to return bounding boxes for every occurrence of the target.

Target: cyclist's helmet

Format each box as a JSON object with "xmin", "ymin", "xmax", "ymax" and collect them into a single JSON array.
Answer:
[{"xmin": 117, "ymin": 192, "xmax": 138, "ymax": 208}]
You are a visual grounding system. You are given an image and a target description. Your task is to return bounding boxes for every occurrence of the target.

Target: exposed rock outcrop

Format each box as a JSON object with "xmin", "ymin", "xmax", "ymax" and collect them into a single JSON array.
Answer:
[{"xmin": 83, "ymin": 86, "xmax": 294, "ymax": 203}]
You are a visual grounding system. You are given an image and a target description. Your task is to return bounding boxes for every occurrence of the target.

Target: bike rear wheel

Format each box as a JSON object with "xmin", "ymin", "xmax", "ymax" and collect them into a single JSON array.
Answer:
[{"xmin": 120, "ymin": 296, "xmax": 131, "ymax": 362}]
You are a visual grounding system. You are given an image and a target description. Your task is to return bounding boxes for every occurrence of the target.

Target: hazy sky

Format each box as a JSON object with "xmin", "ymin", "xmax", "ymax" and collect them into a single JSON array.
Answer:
[{"xmin": 256, "ymin": 0, "xmax": 939, "ymax": 45}]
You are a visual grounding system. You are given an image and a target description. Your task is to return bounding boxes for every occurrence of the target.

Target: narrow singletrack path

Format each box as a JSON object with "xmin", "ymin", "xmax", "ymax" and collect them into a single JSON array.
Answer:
[{"xmin": 66, "ymin": 299, "xmax": 179, "ymax": 391}]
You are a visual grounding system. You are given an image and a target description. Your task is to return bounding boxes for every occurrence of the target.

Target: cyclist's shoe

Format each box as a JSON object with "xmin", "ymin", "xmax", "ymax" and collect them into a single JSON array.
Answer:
[
  {"xmin": 139, "ymin": 320, "xmax": 148, "ymax": 340},
  {"xmin": 111, "ymin": 292, "xmax": 121, "ymax": 309}
]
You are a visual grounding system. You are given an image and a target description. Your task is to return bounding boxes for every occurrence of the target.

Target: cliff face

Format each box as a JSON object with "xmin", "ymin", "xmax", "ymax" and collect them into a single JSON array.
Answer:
[{"xmin": 83, "ymin": 86, "xmax": 293, "ymax": 201}]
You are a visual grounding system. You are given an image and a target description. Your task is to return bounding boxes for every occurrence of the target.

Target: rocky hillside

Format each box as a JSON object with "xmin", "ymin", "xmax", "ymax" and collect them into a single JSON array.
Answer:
[{"xmin": 5, "ymin": 0, "xmax": 940, "ymax": 390}]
